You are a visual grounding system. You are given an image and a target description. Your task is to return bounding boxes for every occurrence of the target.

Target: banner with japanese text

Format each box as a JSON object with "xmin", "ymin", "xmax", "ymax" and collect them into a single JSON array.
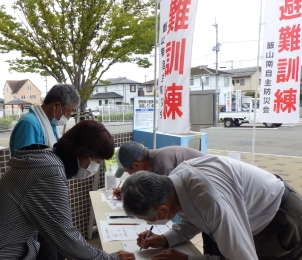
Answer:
[
  {"xmin": 157, "ymin": 0, "xmax": 198, "ymax": 133},
  {"xmin": 235, "ymin": 90, "xmax": 241, "ymax": 112},
  {"xmin": 226, "ymin": 91, "xmax": 232, "ymax": 112},
  {"xmin": 259, "ymin": 0, "xmax": 302, "ymax": 123}
]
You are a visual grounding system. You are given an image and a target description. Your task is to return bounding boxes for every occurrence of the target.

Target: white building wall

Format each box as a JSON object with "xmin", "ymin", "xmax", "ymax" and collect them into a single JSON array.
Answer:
[
  {"xmin": 87, "ymin": 99, "xmax": 99, "ymax": 109},
  {"xmin": 93, "ymin": 84, "xmax": 139, "ymax": 104},
  {"xmin": 190, "ymin": 75, "xmax": 233, "ymax": 105}
]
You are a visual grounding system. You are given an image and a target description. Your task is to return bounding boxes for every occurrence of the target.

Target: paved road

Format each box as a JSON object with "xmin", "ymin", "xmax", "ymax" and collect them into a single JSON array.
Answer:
[
  {"xmin": 1, "ymin": 118, "xmax": 301, "ymax": 158},
  {"xmin": 200, "ymin": 121, "xmax": 302, "ymax": 157},
  {"xmin": 0, "ymin": 119, "xmax": 133, "ymax": 148}
]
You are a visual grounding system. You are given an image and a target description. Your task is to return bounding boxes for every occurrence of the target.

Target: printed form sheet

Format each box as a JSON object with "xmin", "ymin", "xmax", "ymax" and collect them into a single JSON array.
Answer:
[
  {"xmin": 122, "ymin": 241, "xmax": 192, "ymax": 260},
  {"xmin": 100, "ymin": 192, "xmax": 123, "ymax": 210},
  {"xmin": 99, "ymin": 221, "xmax": 173, "ymax": 242}
]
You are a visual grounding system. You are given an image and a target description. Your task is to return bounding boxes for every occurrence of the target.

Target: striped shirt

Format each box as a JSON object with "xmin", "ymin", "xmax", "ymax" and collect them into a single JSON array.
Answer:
[{"xmin": 0, "ymin": 149, "xmax": 118, "ymax": 260}]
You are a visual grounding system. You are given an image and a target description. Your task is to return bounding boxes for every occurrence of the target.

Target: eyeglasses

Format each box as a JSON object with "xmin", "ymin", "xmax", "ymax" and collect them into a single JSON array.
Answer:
[{"xmin": 62, "ymin": 106, "xmax": 76, "ymax": 117}]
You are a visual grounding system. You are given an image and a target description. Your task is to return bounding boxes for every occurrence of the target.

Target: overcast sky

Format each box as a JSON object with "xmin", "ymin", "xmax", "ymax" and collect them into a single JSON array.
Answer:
[{"xmin": 1, "ymin": 0, "xmax": 263, "ymax": 97}]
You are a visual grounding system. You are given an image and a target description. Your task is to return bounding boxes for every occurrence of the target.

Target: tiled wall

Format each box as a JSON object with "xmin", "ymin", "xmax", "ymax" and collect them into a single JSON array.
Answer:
[{"xmin": 0, "ymin": 132, "xmax": 132, "ymax": 239}]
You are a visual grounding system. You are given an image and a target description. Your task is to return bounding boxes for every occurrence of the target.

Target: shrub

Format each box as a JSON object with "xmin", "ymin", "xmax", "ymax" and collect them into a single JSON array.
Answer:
[
  {"xmin": 0, "ymin": 117, "xmax": 14, "ymax": 130},
  {"xmin": 4, "ymin": 115, "xmax": 19, "ymax": 121}
]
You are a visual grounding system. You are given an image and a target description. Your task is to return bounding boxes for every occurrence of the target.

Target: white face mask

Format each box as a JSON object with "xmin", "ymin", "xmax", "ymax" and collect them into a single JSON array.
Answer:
[
  {"xmin": 51, "ymin": 105, "xmax": 69, "ymax": 126},
  {"xmin": 146, "ymin": 211, "xmax": 170, "ymax": 225},
  {"xmin": 74, "ymin": 157, "xmax": 100, "ymax": 179}
]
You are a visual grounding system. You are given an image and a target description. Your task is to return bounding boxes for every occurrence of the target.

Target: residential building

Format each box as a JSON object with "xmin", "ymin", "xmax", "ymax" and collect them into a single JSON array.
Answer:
[
  {"xmin": 140, "ymin": 79, "xmax": 157, "ymax": 96},
  {"xmin": 87, "ymin": 77, "xmax": 141, "ymax": 109},
  {"xmin": 223, "ymin": 66, "xmax": 261, "ymax": 94},
  {"xmin": 190, "ymin": 66, "xmax": 233, "ymax": 105},
  {"xmin": 3, "ymin": 79, "xmax": 42, "ymax": 105}
]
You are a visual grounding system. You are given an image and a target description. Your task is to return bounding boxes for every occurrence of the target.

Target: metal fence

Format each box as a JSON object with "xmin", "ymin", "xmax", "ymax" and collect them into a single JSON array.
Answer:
[{"xmin": 94, "ymin": 105, "xmax": 133, "ymax": 123}]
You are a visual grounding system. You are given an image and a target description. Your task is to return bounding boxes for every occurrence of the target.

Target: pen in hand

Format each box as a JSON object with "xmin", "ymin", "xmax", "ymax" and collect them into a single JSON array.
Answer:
[
  {"xmin": 112, "ymin": 181, "xmax": 122, "ymax": 199},
  {"xmin": 140, "ymin": 225, "xmax": 153, "ymax": 251}
]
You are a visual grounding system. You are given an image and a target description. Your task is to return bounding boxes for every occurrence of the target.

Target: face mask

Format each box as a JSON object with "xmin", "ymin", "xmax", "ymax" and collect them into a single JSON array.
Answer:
[
  {"xmin": 74, "ymin": 157, "xmax": 100, "ymax": 179},
  {"xmin": 146, "ymin": 211, "xmax": 170, "ymax": 225},
  {"xmin": 51, "ymin": 105, "xmax": 69, "ymax": 126}
]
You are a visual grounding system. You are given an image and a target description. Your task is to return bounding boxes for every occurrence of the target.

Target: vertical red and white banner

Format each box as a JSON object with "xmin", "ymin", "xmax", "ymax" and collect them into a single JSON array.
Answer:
[
  {"xmin": 157, "ymin": 0, "xmax": 198, "ymax": 133},
  {"xmin": 226, "ymin": 91, "xmax": 232, "ymax": 112},
  {"xmin": 259, "ymin": 0, "xmax": 302, "ymax": 123}
]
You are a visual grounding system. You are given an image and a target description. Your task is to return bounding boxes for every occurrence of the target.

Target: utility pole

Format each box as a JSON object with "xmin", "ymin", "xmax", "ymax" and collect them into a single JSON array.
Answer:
[
  {"xmin": 212, "ymin": 18, "xmax": 220, "ymax": 126},
  {"xmin": 227, "ymin": 60, "xmax": 233, "ymax": 69}
]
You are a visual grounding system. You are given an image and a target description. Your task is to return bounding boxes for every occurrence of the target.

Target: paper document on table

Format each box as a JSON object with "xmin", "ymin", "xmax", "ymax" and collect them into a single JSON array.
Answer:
[
  {"xmin": 99, "ymin": 221, "xmax": 172, "ymax": 242},
  {"xmin": 122, "ymin": 241, "xmax": 192, "ymax": 259},
  {"xmin": 100, "ymin": 193, "xmax": 123, "ymax": 210}
]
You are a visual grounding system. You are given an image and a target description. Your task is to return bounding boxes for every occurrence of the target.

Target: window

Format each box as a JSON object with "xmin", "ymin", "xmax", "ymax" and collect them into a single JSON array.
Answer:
[
  {"xmin": 13, "ymin": 96, "xmax": 17, "ymax": 100},
  {"xmin": 190, "ymin": 78, "xmax": 194, "ymax": 85},
  {"xmin": 6, "ymin": 88, "xmax": 8, "ymax": 92},
  {"xmin": 236, "ymin": 79, "xmax": 240, "ymax": 84},
  {"xmin": 28, "ymin": 86, "xmax": 31, "ymax": 90},
  {"xmin": 95, "ymin": 88, "xmax": 98, "ymax": 93},
  {"xmin": 105, "ymin": 99, "xmax": 108, "ymax": 105},
  {"xmin": 240, "ymin": 79, "xmax": 245, "ymax": 86},
  {"xmin": 130, "ymin": 85, "xmax": 136, "ymax": 92},
  {"xmin": 30, "ymin": 95, "xmax": 36, "ymax": 99},
  {"xmin": 224, "ymin": 77, "xmax": 230, "ymax": 87},
  {"xmin": 259, "ymin": 79, "xmax": 261, "ymax": 85},
  {"xmin": 99, "ymin": 100, "xmax": 102, "ymax": 106},
  {"xmin": 21, "ymin": 95, "xmax": 26, "ymax": 99},
  {"xmin": 104, "ymin": 87, "xmax": 107, "ymax": 92},
  {"xmin": 146, "ymin": 86, "xmax": 153, "ymax": 92},
  {"xmin": 205, "ymin": 77, "xmax": 209, "ymax": 85}
]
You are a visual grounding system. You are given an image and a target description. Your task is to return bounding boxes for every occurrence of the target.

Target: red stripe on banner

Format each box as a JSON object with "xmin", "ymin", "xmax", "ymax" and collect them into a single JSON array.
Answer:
[{"xmin": 179, "ymin": 38, "xmax": 186, "ymax": 75}]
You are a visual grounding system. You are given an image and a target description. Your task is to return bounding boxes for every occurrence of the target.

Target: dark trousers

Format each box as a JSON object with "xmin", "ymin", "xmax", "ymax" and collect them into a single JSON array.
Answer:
[
  {"xmin": 254, "ymin": 182, "xmax": 302, "ymax": 260},
  {"xmin": 36, "ymin": 234, "xmax": 65, "ymax": 260},
  {"xmin": 202, "ymin": 232, "xmax": 223, "ymax": 256},
  {"xmin": 203, "ymin": 181, "xmax": 302, "ymax": 260}
]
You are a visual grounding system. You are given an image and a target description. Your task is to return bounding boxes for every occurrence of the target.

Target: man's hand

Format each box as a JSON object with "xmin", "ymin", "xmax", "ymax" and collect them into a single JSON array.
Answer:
[
  {"xmin": 137, "ymin": 231, "xmax": 168, "ymax": 249},
  {"xmin": 113, "ymin": 187, "xmax": 122, "ymax": 200},
  {"xmin": 117, "ymin": 250, "xmax": 135, "ymax": 259},
  {"xmin": 151, "ymin": 248, "xmax": 188, "ymax": 260}
]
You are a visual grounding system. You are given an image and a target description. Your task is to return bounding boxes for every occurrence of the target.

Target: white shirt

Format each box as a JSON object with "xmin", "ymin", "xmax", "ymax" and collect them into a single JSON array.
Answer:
[{"xmin": 164, "ymin": 155, "xmax": 284, "ymax": 260}]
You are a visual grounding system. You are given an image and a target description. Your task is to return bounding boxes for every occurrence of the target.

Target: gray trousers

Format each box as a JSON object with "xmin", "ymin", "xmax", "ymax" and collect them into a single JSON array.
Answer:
[{"xmin": 254, "ymin": 182, "xmax": 302, "ymax": 260}]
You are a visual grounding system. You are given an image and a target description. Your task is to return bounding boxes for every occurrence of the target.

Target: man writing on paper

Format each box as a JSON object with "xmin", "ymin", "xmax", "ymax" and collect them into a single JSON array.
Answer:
[
  {"xmin": 113, "ymin": 141, "xmax": 205, "ymax": 199},
  {"xmin": 121, "ymin": 155, "xmax": 302, "ymax": 260},
  {"xmin": 112, "ymin": 142, "xmax": 222, "ymax": 255}
]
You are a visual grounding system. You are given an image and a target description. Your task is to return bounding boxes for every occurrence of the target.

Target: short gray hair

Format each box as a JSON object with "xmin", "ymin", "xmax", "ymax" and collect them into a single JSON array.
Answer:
[
  {"xmin": 44, "ymin": 84, "xmax": 80, "ymax": 107},
  {"xmin": 121, "ymin": 171, "xmax": 174, "ymax": 218}
]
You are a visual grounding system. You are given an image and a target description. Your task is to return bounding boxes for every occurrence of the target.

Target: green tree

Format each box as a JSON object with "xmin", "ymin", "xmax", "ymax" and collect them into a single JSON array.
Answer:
[{"xmin": 0, "ymin": 0, "xmax": 155, "ymax": 110}]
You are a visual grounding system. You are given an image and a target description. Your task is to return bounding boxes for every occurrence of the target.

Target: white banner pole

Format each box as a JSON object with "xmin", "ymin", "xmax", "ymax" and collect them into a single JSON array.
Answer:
[
  {"xmin": 251, "ymin": 0, "xmax": 263, "ymax": 165},
  {"xmin": 152, "ymin": 0, "xmax": 159, "ymax": 150}
]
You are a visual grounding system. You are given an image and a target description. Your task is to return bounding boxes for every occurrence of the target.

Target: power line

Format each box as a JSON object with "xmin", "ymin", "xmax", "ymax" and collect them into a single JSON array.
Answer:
[
  {"xmin": 221, "ymin": 40, "xmax": 259, "ymax": 44},
  {"xmin": 192, "ymin": 40, "xmax": 259, "ymax": 61}
]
